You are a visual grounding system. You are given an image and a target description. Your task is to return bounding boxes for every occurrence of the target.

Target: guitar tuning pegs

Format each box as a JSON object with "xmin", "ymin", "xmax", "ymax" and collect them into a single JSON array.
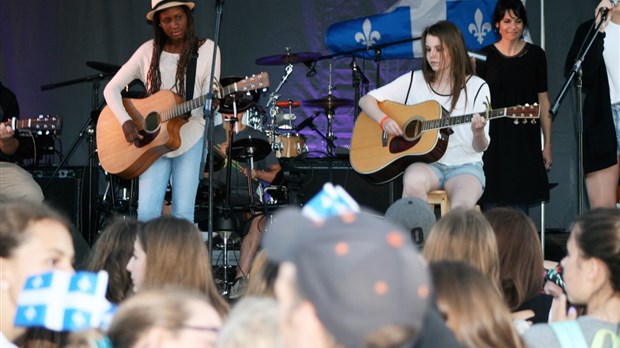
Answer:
[
  {"xmin": 514, "ymin": 119, "xmax": 519, "ymax": 125},
  {"xmin": 531, "ymin": 119, "xmax": 537, "ymax": 124}
]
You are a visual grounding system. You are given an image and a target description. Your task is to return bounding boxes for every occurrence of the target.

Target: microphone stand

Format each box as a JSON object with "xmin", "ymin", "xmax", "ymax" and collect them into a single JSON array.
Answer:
[
  {"xmin": 200, "ymin": 0, "xmax": 225, "ymax": 266},
  {"xmin": 549, "ymin": 17, "xmax": 607, "ymax": 215},
  {"xmin": 350, "ymin": 58, "xmax": 369, "ymax": 120}
]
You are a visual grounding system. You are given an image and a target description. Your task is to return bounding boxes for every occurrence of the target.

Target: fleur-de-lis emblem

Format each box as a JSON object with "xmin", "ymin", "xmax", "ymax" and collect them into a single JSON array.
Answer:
[
  {"xmin": 355, "ymin": 18, "xmax": 381, "ymax": 47},
  {"xmin": 469, "ymin": 9, "xmax": 492, "ymax": 44}
]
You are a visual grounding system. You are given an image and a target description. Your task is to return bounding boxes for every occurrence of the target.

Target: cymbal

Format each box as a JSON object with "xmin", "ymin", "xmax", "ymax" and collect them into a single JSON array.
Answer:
[
  {"xmin": 231, "ymin": 136, "xmax": 272, "ymax": 162},
  {"xmin": 302, "ymin": 95, "xmax": 354, "ymax": 109},
  {"xmin": 255, "ymin": 52, "xmax": 321, "ymax": 66},
  {"xmin": 275, "ymin": 100, "xmax": 301, "ymax": 108},
  {"xmin": 86, "ymin": 61, "xmax": 121, "ymax": 74}
]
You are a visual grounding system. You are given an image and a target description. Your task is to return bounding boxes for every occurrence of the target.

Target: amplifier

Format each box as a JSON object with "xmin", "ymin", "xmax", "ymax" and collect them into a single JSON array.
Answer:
[
  {"xmin": 282, "ymin": 157, "xmax": 402, "ymax": 214},
  {"xmin": 29, "ymin": 166, "xmax": 83, "ymax": 179}
]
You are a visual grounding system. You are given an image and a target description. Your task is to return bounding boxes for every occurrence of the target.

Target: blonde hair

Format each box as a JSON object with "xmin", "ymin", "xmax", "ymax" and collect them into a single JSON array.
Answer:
[
  {"xmin": 431, "ymin": 261, "xmax": 524, "ymax": 348},
  {"xmin": 138, "ymin": 216, "xmax": 229, "ymax": 316},
  {"xmin": 217, "ymin": 297, "xmax": 281, "ymax": 348},
  {"xmin": 245, "ymin": 251, "xmax": 279, "ymax": 298},
  {"xmin": 423, "ymin": 208, "xmax": 501, "ymax": 295}
]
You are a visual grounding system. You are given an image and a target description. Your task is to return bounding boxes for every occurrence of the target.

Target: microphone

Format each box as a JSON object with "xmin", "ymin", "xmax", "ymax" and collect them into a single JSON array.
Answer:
[
  {"xmin": 599, "ymin": 0, "xmax": 618, "ymax": 19},
  {"xmin": 295, "ymin": 112, "xmax": 320, "ymax": 131},
  {"xmin": 350, "ymin": 59, "xmax": 369, "ymax": 85},
  {"xmin": 468, "ymin": 51, "xmax": 487, "ymax": 62}
]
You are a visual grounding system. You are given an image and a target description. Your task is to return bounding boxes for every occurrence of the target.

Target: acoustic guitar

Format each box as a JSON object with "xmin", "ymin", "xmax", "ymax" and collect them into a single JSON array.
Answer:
[
  {"xmin": 96, "ymin": 72, "xmax": 269, "ymax": 179},
  {"xmin": 350, "ymin": 100, "xmax": 540, "ymax": 184}
]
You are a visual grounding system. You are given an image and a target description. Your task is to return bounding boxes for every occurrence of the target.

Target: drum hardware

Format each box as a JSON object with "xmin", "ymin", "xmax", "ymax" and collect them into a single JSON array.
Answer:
[
  {"xmin": 255, "ymin": 49, "xmax": 322, "ymax": 66},
  {"xmin": 302, "ymin": 63, "xmax": 354, "ymax": 157}
]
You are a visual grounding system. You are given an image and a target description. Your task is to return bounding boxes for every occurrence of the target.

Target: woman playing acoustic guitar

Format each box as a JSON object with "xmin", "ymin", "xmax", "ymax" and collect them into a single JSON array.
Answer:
[
  {"xmin": 359, "ymin": 20, "xmax": 490, "ymax": 209},
  {"xmin": 103, "ymin": 0, "xmax": 220, "ymax": 222}
]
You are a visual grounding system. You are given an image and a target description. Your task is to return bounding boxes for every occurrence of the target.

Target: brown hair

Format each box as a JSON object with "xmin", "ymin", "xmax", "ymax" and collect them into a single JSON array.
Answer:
[
  {"xmin": 108, "ymin": 287, "xmax": 219, "ymax": 348},
  {"xmin": 245, "ymin": 250, "xmax": 279, "ymax": 298},
  {"xmin": 572, "ymin": 208, "xmax": 620, "ymax": 293},
  {"xmin": 146, "ymin": 5, "xmax": 205, "ymax": 97},
  {"xmin": 431, "ymin": 261, "xmax": 524, "ymax": 348},
  {"xmin": 423, "ymin": 208, "xmax": 502, "ymax": 296},
  {"xmin": 485, "ymin": 208, "xmax": 544, "ymax": 310},
  {"xmin": 0, "ymin": 201, "xmax": 71, "ymax": 258},
  {"xmin": 84, "ymin": 216, "xmax": 141, "ymax": 304},
  {"xmin": 138, "ymin": 216, "xmax": 229, "ymax": 316},
  {"xmin": 421, "ymin": 20, "xmax": 474, "ymax": 113}
]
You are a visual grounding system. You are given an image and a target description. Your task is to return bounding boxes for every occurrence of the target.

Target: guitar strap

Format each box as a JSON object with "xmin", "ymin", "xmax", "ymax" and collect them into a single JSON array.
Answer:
[
  {"xmin": 185, "ymin": 43, "xmax": 199, "ymax": 102},
  {"xmin": 404, "ymin": 70, "xmax": 415, "ymax": 105}
]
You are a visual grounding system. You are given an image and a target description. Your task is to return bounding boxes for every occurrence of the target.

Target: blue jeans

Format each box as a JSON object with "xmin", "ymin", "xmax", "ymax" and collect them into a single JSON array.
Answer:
[
  {"xmin": 428, "ymin": 161, "xmax": 486, "ymax": 190},
  {"xmin": 611, "ymin": 102, "xmax": 620, "ymax": 155},
  {"xmin": 138, "ymin": 137, "xmax": 205, "ymax": 222}
]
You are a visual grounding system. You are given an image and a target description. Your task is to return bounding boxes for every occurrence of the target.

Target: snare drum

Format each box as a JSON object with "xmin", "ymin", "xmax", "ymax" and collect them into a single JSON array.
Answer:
[{"xmin": 272, "ymin": 132, "xmax": 306, "ymax": 158}]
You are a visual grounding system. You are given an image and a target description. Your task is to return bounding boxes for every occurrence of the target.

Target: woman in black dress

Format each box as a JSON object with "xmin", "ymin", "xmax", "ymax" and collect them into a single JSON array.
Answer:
[{"xmin": 476, "ymin": 0, "xmax": 552, "ymax": 214}]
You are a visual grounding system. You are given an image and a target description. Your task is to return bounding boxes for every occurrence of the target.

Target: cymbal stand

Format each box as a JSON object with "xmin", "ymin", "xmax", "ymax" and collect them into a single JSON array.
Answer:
[
  {"xmin": 41, "ymin": 73, "xmax": 111, "ymax": 245},
  {"xmin": 266, "ymin": 64, "xmax": 293, "ymax": 148},
  {"xmin": 218, "ymin": 109, "xmax": 239, "ymax": 298},
  {"xmin": 325, "ymin": 63, "xmax": 337, "ymax": 158},
  {"xmin": 350, "ymin": 57, "xmax": 369, "ymax": 120}
]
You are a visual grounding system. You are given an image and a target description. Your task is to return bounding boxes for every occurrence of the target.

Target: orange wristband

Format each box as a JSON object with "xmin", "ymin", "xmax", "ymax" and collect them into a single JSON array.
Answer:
[{"xmin": 379, "ymin": 116, "xmax": 390, "ymax": 129}]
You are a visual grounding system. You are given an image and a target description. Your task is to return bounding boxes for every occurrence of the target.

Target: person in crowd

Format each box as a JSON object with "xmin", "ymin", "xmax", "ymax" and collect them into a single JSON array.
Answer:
[
  {"xmin": 103, "ymin": 0, "xmax": 220, "ymax": 222},
  {"xmin": 216, "ymin": 296, "xmax": 281, "ymax": 348},
  {"xmin": 0, "ymin": 82, "xmax": 44, "ymax": 203},
  {"xmin": 476, "ymin": 0, "xmax": 552, "ymax": 214},
  {"xmin": 107, "ymin": 287, "xmax": 222, "ymax": 348},
  {"xmin": 244, "ymin": 250, "xmax": 279, "ymax": 298},
  {"xmin": 565, "ymin": 0, "xmax": 620, "ymax": 208},
  {"xmin": 522, "ymin": 208, "xmax": 620, "ymax": 347},
  {"xmin": 358, "ymin": 20, "xmax": 490, "ymax": 209},
  {"xmin": 0, "ymin": 201, "xmax": 74, "ymax": 347},
  {"xmin": 423, "ymin": 207, "xmax": 502, "ymax": 295},
  {"xmin": 126, "ymin": 215, "xmax": 229, "ymax": 316},
  {"xmin": 209, "ymin": 81, "xmax": 281, "ymax": 299},
  {"xmin": 485, "ymin": 207, "xmax": 553, "ymax": 324},
  {"xmin": 263, "ymin": 207, "xmax": 437, "ymax": 348},
  {"xmin": 431, "ymin": 261, "xmax": 525, "ymax": 348},
  {"xmin": 83, "ymin": 216, "xmax": 141, "ymax": 304}
]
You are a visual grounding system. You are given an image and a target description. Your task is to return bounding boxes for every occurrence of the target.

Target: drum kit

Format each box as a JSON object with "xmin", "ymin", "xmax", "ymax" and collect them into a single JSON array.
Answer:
[{"xmin": 240, "ymin": 48, "xmax": 355, "ymax": 162}]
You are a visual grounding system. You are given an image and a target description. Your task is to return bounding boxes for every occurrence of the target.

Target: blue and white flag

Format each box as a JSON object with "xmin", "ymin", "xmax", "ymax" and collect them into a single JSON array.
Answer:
[
  {"xmin": 325, "ymin": 0, "xmax": 499, "ymax": 59},
  {"xmin": 14, "ymin": 270, "xmax": 116, "ymax": 332},
  {"xmin": 302, "ymin": 183, "xmax": 360, "ymax": 222}
]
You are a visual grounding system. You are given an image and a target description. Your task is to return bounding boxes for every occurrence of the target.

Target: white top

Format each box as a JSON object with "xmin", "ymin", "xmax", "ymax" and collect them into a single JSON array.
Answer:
[
  {"xmin": 0, "ymin": 331, "xmax": 18, "ymax": 348},
  {"xmin": 604, "ymin": 21, "xmax": 620, "ymax": 104},
  {"xmin": 103, "ymin": 39, "xmax": 221, "ymax": 157},
  {"xmin": 368, "ymin": 70, "xmax": 491, "ymax": 165}
]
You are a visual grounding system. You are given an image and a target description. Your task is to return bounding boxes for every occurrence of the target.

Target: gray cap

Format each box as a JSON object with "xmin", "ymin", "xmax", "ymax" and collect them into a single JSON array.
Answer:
[
  {"xmin": 263, "ymin": 207, "xmax": 431, "ymax": 347},
  {"xmin": 385, "ymin": 197, "xmax": 436, "ymax": 245}
]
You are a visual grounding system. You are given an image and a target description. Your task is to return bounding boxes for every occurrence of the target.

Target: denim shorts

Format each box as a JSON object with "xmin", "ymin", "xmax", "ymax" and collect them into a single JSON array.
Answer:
[
  {"xmin": 612, "ymin": 102, "xmax": 620, "ymax": 155},
  {"xmin": 428, "ymin": 161, "xmax": 486, "ymax": 190}
]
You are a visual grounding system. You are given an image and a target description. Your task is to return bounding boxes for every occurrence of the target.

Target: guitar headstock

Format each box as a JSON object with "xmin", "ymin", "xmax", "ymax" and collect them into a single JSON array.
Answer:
[
  {"xmin": 9, "ymin": 115, "xmax": 63, "ymax": 135},
  {"xmin": 505, "ymin": 104, "xmax": 540, "ymax": 124},
  {"xmin": 233, "ymin": 72, "xmax": 270, "ymax": 93}
]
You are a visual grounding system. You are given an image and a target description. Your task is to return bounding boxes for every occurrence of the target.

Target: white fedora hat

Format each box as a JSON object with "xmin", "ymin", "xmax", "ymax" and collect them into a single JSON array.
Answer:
[{"xmin": 146, "ymin": 0, "xmax": 195, "ymax": 21}]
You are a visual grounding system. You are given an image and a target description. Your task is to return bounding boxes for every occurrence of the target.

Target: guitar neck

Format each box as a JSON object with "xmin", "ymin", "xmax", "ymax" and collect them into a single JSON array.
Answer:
[
  {"xmin": 161, "ymin": 95, "xmax": 209, "ymax": 122},
  {"xmin": 422, "ymin": 108, "xmax": 508, "ymax": 131}
]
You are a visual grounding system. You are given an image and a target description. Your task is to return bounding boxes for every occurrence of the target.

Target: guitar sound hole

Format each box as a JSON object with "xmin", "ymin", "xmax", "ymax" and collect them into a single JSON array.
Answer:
[
  {"xmin": 403, "ymin": 118, "xmax": 422, "ymax": 142},
  {"xmin": 144, "ymin": 112, "xmax": 160, "ymax": 133}
]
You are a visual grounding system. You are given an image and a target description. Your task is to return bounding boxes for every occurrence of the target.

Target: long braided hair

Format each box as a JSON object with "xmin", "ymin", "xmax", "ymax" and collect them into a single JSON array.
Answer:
[{"xmin": 146, "ymin": 6, "xmax": 205, "ymax": 97}]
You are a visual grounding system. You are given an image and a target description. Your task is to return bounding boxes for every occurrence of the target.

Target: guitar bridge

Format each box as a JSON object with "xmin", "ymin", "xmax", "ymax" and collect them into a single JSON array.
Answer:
[{"xmin": 382, "ymin": 131, "xmax": 388, "ymax": 147}]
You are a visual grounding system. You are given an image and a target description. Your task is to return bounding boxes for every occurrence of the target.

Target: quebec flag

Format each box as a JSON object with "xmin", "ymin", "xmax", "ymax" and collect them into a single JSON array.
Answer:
[
  {"xmin": 301, "ymin": 183, "xmax": 360, "ymax": 222},
  {"xmin": 14, "ymin": 271, "xmax": 116, "ymax": 332},
  {"xmin": 325, "ymin": 0, "xmax": 499, "ymax": 59}
]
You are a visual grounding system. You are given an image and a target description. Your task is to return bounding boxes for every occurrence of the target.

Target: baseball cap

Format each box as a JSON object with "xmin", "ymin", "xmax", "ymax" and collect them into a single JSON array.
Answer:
[
  {"xmin": 263, "ymin": 207, "xmax": 431, "ymax": 347},
  {"xmin": 385, "ymin": 197, "xmax": 436, "ymax": 246}
]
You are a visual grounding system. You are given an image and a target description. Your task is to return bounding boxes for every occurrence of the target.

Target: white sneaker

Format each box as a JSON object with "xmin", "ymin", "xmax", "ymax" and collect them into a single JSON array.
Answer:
[{"xmin": 229, "ymin": 276, "xmax": 249, "ymax": 300}]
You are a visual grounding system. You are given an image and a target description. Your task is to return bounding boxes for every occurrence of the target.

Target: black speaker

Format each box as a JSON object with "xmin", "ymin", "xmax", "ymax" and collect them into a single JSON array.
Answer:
[
  {"xmin": 285, "ymin": 158, "xmax": 402, "ymax": 214},
  {"xmin": 29, "ymin": 167, "xmax": 91, "ymax": 266},
  {"xmin": 30, "ymin": 167, "xmax": 84, "ymax": 231}
]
